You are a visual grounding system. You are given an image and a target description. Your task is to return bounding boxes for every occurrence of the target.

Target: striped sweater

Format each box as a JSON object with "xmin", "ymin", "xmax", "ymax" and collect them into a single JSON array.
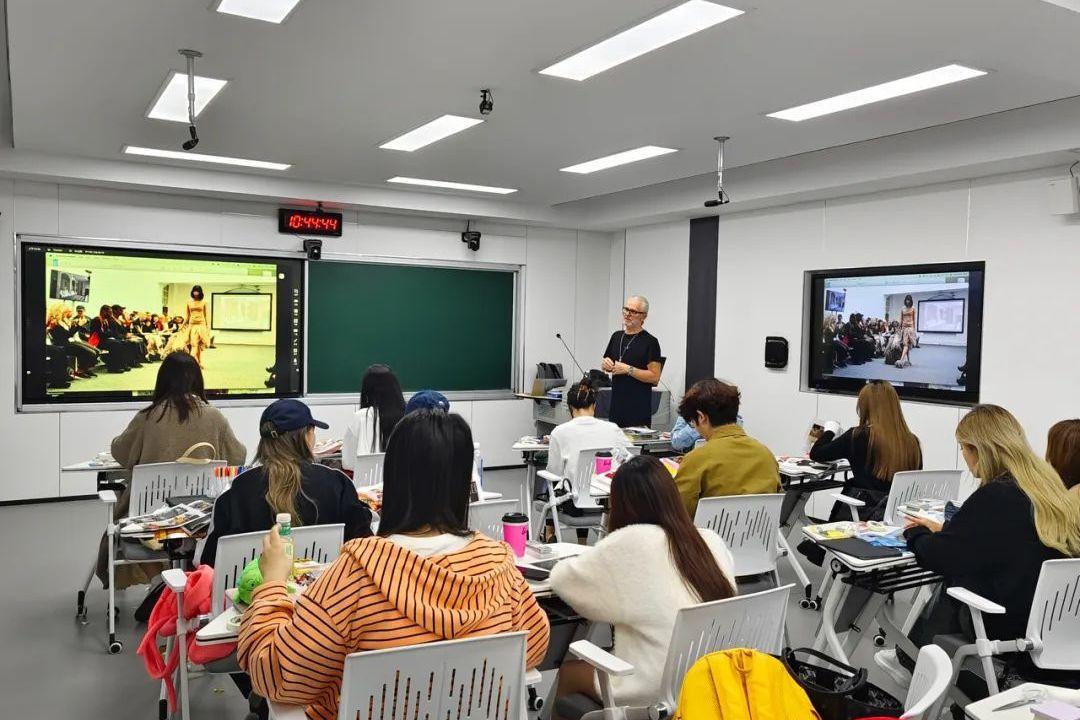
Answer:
[{"xmin": 237, "ymin": 533, "xmax": 551, "ymax": 720}]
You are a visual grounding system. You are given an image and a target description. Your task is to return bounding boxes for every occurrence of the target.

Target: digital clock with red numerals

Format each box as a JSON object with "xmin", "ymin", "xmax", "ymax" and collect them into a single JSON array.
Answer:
[{"xmin": 278, "ymin": 208, "xmax": 343, "ymax": 237}]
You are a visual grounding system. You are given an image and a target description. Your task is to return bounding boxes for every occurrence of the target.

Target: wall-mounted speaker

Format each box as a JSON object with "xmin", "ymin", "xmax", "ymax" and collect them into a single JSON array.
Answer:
[{"xmin": 765, "ymin": 336, "xmax": 788, "ymax": 368}]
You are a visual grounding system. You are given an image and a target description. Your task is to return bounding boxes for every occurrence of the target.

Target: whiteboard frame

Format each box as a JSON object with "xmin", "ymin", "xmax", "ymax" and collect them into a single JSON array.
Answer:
[{"xmin": 302, "ymin": 250, "xmax": 523, "ymax": 404}]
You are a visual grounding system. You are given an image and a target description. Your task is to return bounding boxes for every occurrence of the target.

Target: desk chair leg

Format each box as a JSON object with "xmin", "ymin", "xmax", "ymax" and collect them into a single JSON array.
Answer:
[
  {"xmin": 777, "ymin": 532, "xmax": 813, "ymax": 606},
  {"xmin": 77, "ymin": 559, "xmax": 95, "ymax": 624},
  {"xmin": 106, "ymin": 519, "xmax": 121, "ymax": 654},
  {"xmin": 551, "ymin": 506, "xmax": 563, "ymax": 544}
]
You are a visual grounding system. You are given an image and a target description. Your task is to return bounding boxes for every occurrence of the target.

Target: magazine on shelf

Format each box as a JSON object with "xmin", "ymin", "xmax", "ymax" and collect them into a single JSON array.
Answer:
[{"xmin": 120, "ymin": 499, "xmax": 213, "ymax": 536}]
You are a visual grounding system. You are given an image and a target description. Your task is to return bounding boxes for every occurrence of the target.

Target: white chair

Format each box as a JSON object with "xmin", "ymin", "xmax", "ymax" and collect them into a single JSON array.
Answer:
[
  {"xmin": 832, "ymin": 470, "xmax": 962, "ymax": 525},
  {"xmin": 322, "ymin": 632, "xmax": 528, "ymax": 720},
  {"xmin": 946, "ymin": 558, "xmax": 1080, "ymax": 699},
  {"xmin": 352, "ymin": 452, "xmax": 385, "ymax": 488},
  {"xmin": 78, "ymin": 458, "xmax": 227, "ymax": 654},
  {"xmin": 534, "ymin": 446, "xmax": 639, "ymax": 543},
  {"xmin": 901, "ymin": 644, "xmax": 951, "ymax": 720},
  {"xmin": 470, "ymin": 499, "xmax": 522, "ymax": 540},
  {"xmin": 564, "ymin": 584, "xmax": 793, "ymax": 720},
  {"xmin": 694, "ymin": 494, "xmax": 784, "ymax": 582}
]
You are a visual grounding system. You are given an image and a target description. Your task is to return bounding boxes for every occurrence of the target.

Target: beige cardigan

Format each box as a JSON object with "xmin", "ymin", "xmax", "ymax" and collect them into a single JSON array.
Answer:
[{"xmin": 111, "ymin": 400, "xmax": 247, "ymax": 470}]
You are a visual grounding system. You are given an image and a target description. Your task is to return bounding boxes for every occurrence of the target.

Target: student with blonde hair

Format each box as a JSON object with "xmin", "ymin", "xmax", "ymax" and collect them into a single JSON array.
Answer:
[
  {"xmin": 879, "ymin": 405, "xmax": 1080, "ymax": 685},
  {"xmin": 810, "ymin": 380, "xmax": 922, "ymax": 520},
  {"xmin": 201, "ymin": 398, "xmax": 372, "ymax": 566}
]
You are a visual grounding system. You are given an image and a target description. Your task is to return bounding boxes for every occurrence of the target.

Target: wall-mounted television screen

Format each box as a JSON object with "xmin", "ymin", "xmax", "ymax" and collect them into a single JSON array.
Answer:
[
  {"xmin": 804, "ymin": 261, "xmax": 985, "ymax": 405},
  {"xmin": 19, "ymin": 238, "xmax": 305, "ymax": 406}
]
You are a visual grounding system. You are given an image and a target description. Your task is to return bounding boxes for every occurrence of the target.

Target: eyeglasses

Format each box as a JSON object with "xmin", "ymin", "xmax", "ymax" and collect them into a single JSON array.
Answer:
[{"xmin": 621, "ymin": 306, "xmax": 646, "ymax": 316}]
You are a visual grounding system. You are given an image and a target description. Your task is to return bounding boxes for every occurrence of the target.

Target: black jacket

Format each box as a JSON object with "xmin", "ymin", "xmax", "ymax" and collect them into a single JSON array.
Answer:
[
  {"xmin": 200, "ymin": 462, "xmax": 372, "ymax": 566},
  {"xmin": 904, "ymin": 475, "xmax": 1064, "ymax": 640},
  {"xmin": 810, "ymin": 427, "xmax": 922, "ymax": 505}
]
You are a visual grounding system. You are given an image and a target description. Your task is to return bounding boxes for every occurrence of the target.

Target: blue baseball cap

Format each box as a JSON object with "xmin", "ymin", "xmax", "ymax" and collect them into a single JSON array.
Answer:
[
  {"xmin": 260, "ymin": 399, "xmax": 329, "ymax": 438},
  {"xmin": 405, "ymin": 389, "xmax": 450, "ymax": 414}
]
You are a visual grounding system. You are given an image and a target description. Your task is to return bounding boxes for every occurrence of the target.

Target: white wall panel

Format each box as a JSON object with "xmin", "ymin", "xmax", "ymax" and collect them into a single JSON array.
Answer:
[
  {"xmin": 470, "ymin": 399, "xmax": 534, "ymax": 467},
  {"xmin": 523, "ymin": 227, "xmax": 577, "ymax": 387},
  {"xmin": 574, "ymin": 231, "xmax": 614, "ymax": 375}
]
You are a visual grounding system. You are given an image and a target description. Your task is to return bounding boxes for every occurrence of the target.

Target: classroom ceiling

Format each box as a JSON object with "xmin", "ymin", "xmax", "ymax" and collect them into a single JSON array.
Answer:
[{"xmin": 7, "ymin": 0, "xmax": 1080, "ymax": 207}]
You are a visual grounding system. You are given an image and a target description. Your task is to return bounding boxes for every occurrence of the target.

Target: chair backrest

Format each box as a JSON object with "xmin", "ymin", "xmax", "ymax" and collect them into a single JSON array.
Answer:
[
  {"xmin": 469, "ymin": 499, "xmax": 521, "ymax": 540},
  {"xmin": 693, "ymin": 494, "xmax": 784, "ymax": 577},
  {"xmin": 338, "ymin": 632, "xmax": 527, "ymax": 720},
  {"xmin": 1025, "ymin": 558, "xmax": 1080, "ymax": 670},
  {"xmin": 658, "ymin": 584, "xmax": 793, "ymax": 711},
  {"xmin": 129, "ymin": 459, "xmax": 229, "ymax": 516},
  {"xmin": 568, "ymin": 445, "xmax": 641, "ymax": 510},
  {"xmin": 292, "ymin": 523, "xmax": 345, "ymax": 564},
  {"xmin": 212, "ymin": 530, "xmax": 264, "ymax": 616},
  {"xmin": 884, "ymin": 470, "xmax": 962, "ymax": 526},
  {"xmin": 352, "ymin": 452, "xmax": 385, "ymax": 489},
  {"xmin": 210, "ymin": 523, "xmax": 345, "ymax": 616},
  {"xmin": 901, "ymin": 644, "xmax": 951, "ymax": 719}
]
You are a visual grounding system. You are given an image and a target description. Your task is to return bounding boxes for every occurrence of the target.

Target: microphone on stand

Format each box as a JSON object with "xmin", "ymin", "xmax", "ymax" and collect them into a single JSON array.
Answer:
[{"xmin": 554, "ymin": 332, "xmax": 587, "ymax": 378}]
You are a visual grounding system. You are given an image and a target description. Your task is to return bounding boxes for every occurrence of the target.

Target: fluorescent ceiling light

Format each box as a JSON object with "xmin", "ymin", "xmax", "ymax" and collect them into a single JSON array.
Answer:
[
  {"xmin": 146, "ymin": 71, "xmax": 228, "ymax": 123},
  {"xmin": 123, "ymin": 146, "xmax": 291, "ymax": 170},
  {"xmin": 379, "ymin": 115, "xmax": 484, "ymax": 152},
  {"xmin": 214, "ymin": 0, "xmax": 303, "ymax": 24},
  {"xmin": 1039, "ymin": 0, "xmax": 1080, "ymax": 13},
  {"xmin": 539, "ymin": 1, "xmax": 743, "ymax": 81},
  {"xmin": 768, "ymin": 64, "xmax": 987, "ymax": 122},
  {"xmin": 560, "ymin": 145, "xmax": 678, "ymax": 174},
  {"xmin": 387, "ymin": 177, "xmax": 517, "ymax": 194}
]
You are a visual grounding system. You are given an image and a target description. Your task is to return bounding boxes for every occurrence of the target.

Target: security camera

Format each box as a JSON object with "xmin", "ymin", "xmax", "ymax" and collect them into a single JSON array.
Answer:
[
  {"xmin": 182, "ymin": 125, "xmax": 199, "ymax": 151},
  {"xmin": 462, "ymin": 230, "xmax": 481, "ymax": 251},
  {"xmin": 479, "ymin": 89, "xmax": 494, "ymax": 116},
  {"xmin": 303, "ymin": 238, "xmax": 323, "ymax": 260}
]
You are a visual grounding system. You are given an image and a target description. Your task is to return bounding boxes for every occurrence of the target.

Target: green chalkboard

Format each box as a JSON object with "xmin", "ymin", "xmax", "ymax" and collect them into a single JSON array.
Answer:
[{"xmin": 307, "ymin": 261, "xmax": 515, "ymax": 393}]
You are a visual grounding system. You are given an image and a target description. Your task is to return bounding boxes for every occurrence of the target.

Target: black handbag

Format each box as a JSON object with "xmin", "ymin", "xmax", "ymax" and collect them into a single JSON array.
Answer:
[{"xmin": 782, "ymin": 647, "xmax": 903, "ymax": 720}]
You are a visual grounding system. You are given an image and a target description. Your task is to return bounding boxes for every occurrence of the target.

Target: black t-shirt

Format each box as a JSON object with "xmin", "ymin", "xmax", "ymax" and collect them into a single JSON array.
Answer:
[
  {"xmin": 603, "ymin": 329, "xmax": 662, "ymax": 427},
  {"xmin": 200, "ymin": 462, "xmax": 373, "ymax": 566}
]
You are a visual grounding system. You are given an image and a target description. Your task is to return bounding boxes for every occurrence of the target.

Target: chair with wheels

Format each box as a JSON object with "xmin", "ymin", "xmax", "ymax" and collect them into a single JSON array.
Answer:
[
  {"xmin": 351, "ymin": 452, "xmax": 385, "ymax": 489},
  {"xmin": 944, "ymin": 558, "xmax": 1080, "ymax": 702},
  {"xmin": 469, "ymin": 499, "xmax": 522, "ymax": 540},
  {"xmin": 534, "ymin": 446, "xmax": 639, "ymax": 543},
  {"xmin": 558, "ymin": 584, "xmax": 794, "ymax": 720},
  {"xmin": 78, "ymin": 457, "xmax": 227, "ymax": 654}
]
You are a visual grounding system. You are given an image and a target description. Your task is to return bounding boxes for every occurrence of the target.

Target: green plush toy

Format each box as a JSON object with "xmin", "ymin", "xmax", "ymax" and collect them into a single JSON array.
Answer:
[{"xmin": 236, "ymin": 558, "xmax": 262, "ymax": 606}]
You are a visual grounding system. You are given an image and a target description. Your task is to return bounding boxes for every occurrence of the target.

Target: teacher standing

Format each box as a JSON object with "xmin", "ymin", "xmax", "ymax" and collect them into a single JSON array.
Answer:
[{"xmin": 602, "ymin": 295, "xmax": 663, "ymax": 428}]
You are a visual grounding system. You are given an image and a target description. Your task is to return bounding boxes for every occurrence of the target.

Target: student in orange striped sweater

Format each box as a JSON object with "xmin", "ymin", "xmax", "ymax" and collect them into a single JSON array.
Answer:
[{"xmin": 238, "ymin": 409, "xmax": 550, "ymax": 720}]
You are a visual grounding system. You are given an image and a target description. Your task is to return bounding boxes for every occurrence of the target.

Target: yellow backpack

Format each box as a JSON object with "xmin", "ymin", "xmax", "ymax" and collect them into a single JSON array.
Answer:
[{"xmin": 675, "ymin": 648, "xmax": 821, "ymax": 720}]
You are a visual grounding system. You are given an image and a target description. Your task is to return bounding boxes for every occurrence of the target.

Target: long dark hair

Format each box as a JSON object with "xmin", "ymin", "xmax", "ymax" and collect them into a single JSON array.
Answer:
[
  {"xmin": 360, "ymin": 364, "xmax": 406, "ymax": 453},
  {"xmin": 607, "ymin": 456, "xmax": 736, "ymax": 602},
  {"xmin": 98, "ymin": 305, "xmax": 114, "ymax": 323},
  {"xmin": 377, "ymin": 410, "xmax": 473, "ymax": 537},
  {"xmin": 191, "ymin": 285, "xmax": 204, "ymax": 300},
  {"xmin": 904, "ymin": 294, "xmax": 914, "ymax": 308},
  {"xmin": 141, "ymin": 352, "xmax": 207, "ymax": 423}
]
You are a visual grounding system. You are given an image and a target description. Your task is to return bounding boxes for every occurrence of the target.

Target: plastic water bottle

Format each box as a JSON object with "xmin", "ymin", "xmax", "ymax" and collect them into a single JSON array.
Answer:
[
  {"xmin": 276, "ymin": 512, "xmax": 294, "ymax": 563},
  {"xmin": 473, "ymin": 442, "xmax": 484, "ymax": 492}
]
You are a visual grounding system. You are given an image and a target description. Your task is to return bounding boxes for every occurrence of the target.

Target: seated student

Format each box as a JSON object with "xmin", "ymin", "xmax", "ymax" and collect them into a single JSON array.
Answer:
[
  {"xmin": 1047, "ymin": 419, "xmax": 1080, "ymax": 497},
  {"xmin": 342, "ymin": 364, "xmax": 405, "ymax": 471},
  {"xmin": 550, "ymin": 455, "xmax": 736, "ymax": 713},
  {"xmin": 89, "ymin": 305, "xmax": 133, "ymax": 372},
  {"xmin": 671, "ymin": 409, "xmax": 745, "ymax": 453},
  {"xmin": 99, "ymin": 353, "xmax": 246, "ymax": 588},
  {"xmin": 547, "ymin": 378, "xmax": 630, "ymax": 481},
  {"xmin": 673, "ymin": 378, "xmax": 780, "ymax": 518},
  {"xmin": 809, "ymin": 380, "xmax": 922, "ymax": 520},
  {"xmin": 404, "ymin": 388, "xmax": 450, "ymax": 414},
  {"xmin": 878, "ymin": 405, "xmax": 1080, "ymax": 685},
  {"xmin": 200, "ymin": 398, "xmax": 373, "ymax": 566},
  {"xmin": 238, "ymin": 409, "xmax": 550, "ymax": 720}
]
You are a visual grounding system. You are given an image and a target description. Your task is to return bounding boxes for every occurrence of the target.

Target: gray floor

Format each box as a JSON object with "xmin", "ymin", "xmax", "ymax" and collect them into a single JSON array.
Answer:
[
  {"xmin": 829, "ymin": 344, "xmax": 966, "ymax": 387},
  {"xmin": 0, "ymin": 468, "xmax": 913, "ymax": 719}
]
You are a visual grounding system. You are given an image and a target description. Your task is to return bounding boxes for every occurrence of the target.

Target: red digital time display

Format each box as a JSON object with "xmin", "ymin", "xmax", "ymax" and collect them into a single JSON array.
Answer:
[{"xmin": 278, "ymin": 208, "xmax": 343, "ymax": 237}]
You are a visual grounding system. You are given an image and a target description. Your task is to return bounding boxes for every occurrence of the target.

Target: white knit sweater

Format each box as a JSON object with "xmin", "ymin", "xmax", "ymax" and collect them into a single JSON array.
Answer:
[{"xmin": 549, "ymin": 524, "xmax": 736, "ymax": 706}]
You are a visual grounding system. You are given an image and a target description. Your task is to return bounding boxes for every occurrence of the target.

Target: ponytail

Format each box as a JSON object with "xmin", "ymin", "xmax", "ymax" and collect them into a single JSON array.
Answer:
[
  {"xmin": 255, "ymin": 427, "xmax": 318, "ymax": 526},
  {"xmin": 566, "ymin": 377, "xmax": 597, "ymax": 411}
]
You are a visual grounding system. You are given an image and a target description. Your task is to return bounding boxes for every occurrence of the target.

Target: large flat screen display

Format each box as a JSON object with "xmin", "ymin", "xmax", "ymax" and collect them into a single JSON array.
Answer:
[
  {"xmin": 20, "ymin": 239, "xmax": 304, "ymax": 406},
  {"xmin": 805, "ymin": 261, "xmax": 985, "ymax": 405}
]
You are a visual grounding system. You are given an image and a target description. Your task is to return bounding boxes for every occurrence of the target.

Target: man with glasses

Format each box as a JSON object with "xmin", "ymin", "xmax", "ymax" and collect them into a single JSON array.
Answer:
[{"xmin": 601, "ymin": 296, "xmax": 663, "ymax": 428}]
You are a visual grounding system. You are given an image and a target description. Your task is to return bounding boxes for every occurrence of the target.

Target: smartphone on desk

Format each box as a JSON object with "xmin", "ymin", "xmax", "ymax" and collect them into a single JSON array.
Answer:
[{"xmin": 517, "ymin": 565, "xmax": 550, "ymax": 581}]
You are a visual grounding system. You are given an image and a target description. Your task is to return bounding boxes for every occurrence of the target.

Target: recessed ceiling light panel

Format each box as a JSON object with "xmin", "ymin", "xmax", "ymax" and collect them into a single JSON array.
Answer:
[
  {"xmin": 214, "ymin": 0, "xmax": 304, "ymax": 24},
  {"xmin": 379, "ymin": 115, "xmax": 484, "ymax": 152},
  {"xmin": 124, "ymin": 145, "xmax": 291, "ymax": 170},
  {"xmin": 560, "ymin": 145, "xmax": 678, "ymax": 174},
  {"xmin": 1039, "ymin": 0, "xmax": 1080, "ymax": 13},
  {"xmin": 387, "ymin": 177, "xmax": 517, "ymax": 194},
  {"xmin": 539, "ymin": 1, "xmax": 744, "ymax": 81},
  {"xmin": 146, "ymin": 71, "xmax": 228, "ymax": 122},
  {"xmin": 767, "ymin": 64, "xmax": 987, "ymax": 122}
]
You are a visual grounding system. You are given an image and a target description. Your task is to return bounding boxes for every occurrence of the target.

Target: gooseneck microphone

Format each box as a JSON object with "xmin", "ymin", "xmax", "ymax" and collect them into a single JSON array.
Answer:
[{"xmin": 554, "ymin": 332, "xmax": 587, "ymax": 378}]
